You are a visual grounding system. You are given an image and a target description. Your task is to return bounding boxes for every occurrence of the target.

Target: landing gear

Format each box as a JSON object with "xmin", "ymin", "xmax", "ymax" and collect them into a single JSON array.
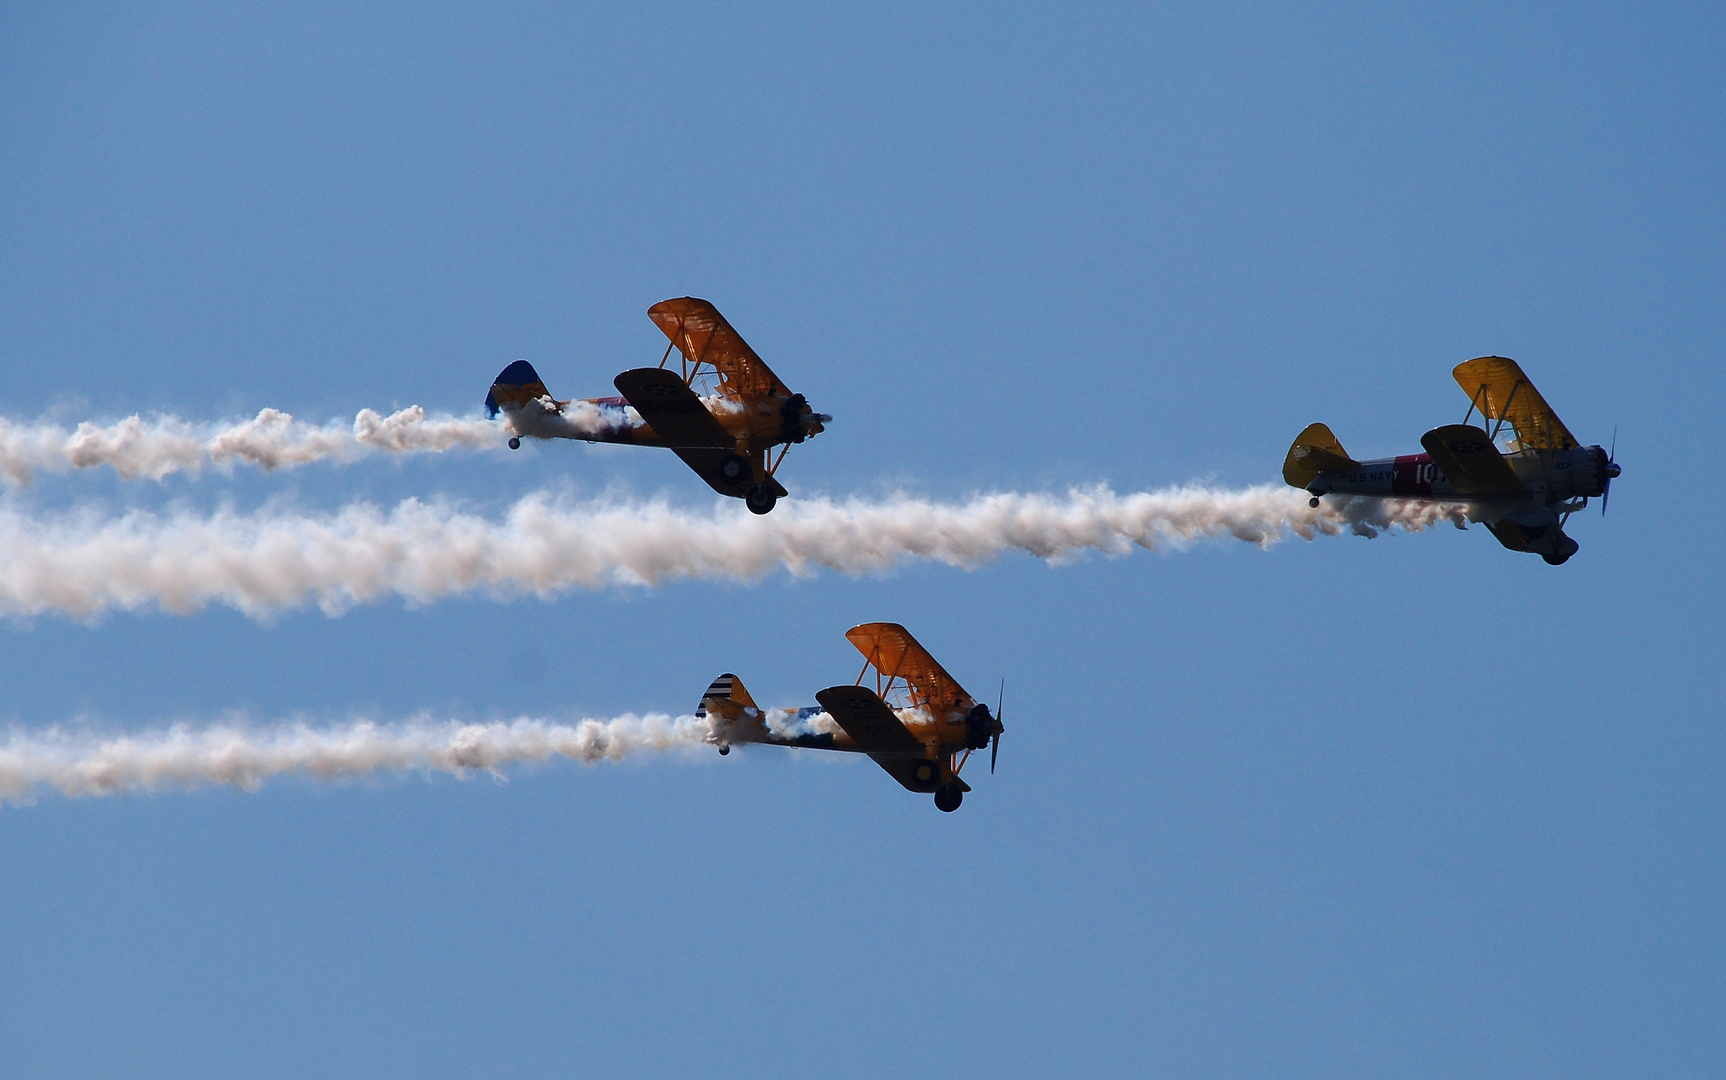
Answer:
[
  {"xmin": 1542, "ymin": 536, "xmax": 1581, "ymax": 566},
  {"xmin": 934, "ymin": 783, "xmax": 963, "ymax": 813},
  {"xmin": 1309, "ymin": 496, "xmax": 1321, "ymax": 508},
  {"xmin": 719, "ymin": 454, "xmax": 749, "ymax": 485},
  {"xmin": 717, "ymin": 745, "xmax": 730, "ymax": 756},
  {"xmin": 746, "ymin": 484, "xmax": 778, "ymax": 515},
  {"xmin": 507, "ymin": 437, "xmax": 521, "ymax": 450}
]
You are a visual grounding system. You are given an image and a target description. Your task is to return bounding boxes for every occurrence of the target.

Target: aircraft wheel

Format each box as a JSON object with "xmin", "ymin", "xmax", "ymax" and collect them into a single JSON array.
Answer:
[
  {"xmin": 746, "ymin": 485, "xmax": 778, "ymax": 515},
  {"xmin": 719, "ymin": 454, "xmax": 749, "ymax": 485},
  {"xmin": 1309, "ymin": 496, "xmax": 1321, "ymax": 508},
  {"xmin": 934, "ymin": 784, "xmax": 963, "ymax": 813},
  {"xmin": 718, "ymin": 745, "xmax": 730, "ymax": 756},
  {"xmin": 507, "ymin": 436, "xmax": 521, "ymax": 450},
  {"xmin": 1543, "ymin": 537, "xmax": 1580, "ymax": 566}
]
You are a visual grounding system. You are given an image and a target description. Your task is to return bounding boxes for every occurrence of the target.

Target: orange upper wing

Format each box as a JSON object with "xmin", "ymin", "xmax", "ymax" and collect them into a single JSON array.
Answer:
[
  {"xmin": 844, "ymin": 623, "xmax": 972, "ymax": 715},
  {"xmin": 1452, "ymin": 356, "xmax": 1578, "ymax": 451},
  {"xmin": 648, "ymin": 297, "xmax": 788, "ymax": 402}
]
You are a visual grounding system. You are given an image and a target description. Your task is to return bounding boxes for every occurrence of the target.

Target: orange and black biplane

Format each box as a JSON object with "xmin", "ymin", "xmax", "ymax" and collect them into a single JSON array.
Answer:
[
  {"xmin": 1284, "ymin": 356, "xmax": 1620, "ymax": 564},
  {"xmin": 698, "ymin": 623, "xmax": 1003, "ymax": 812},
  {"xmin": 485, "ymin": 298, "xmax": 830, "ymax": 514}
]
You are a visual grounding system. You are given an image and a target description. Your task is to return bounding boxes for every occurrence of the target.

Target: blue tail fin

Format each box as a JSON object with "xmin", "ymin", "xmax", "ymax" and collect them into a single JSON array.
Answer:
[{"xmin": 486, "ymin": 360, "xmax": 550, "ymax": 418}]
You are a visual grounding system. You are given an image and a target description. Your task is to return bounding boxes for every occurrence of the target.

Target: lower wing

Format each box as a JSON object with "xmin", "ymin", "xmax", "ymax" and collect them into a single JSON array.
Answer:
[
  {"xmin": 1420, "ymin": 424, "xmax": 1527, "ymax": 498},
  {"xmin": 614, "ymin": 367, "xmax": 783, "ymax": 498}
]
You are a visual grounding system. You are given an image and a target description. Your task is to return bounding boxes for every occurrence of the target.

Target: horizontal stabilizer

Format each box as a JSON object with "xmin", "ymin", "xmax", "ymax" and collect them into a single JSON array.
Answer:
[
  {"xmin": 1419, "ymin": 424, "xmax": 1525, "ymax": 498},
  {"xmin": 1283, "ymin": 422, "xmax": 1358, "ymax": 489}
]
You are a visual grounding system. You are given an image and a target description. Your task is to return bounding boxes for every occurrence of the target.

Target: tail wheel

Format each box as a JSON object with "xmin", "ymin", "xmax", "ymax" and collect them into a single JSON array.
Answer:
[
  {"xmin": 934, "ymin": 784, "xmax": 963, "ymax": 812},
  {"xmin": 719, "ymin": 454, "xmax": 749, "ymax": 485},
  {"xmin": 507, "ymin": 437, "xmax": 521, "ymax": 450},
  {"xmin": 746, "ymin": 485, "xmax": 778, "ymax": 515}
]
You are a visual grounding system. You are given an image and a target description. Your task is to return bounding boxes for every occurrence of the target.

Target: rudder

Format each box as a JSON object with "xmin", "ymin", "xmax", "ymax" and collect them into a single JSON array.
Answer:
[
  {"xmin": 485, "ymin": 360, "xmax": 551, "ymax": 418},
  {"xmin": 696, "ymin": 672, "xmax": 758, "ymax": 720},
  {"xmin": 1283, "ymin": 422, "xmax": 1358, "ymax": 489}
]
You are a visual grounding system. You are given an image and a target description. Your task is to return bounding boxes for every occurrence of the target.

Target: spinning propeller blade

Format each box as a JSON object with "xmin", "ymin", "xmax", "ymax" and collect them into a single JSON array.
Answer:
[
  {"xmin": 991, "ymin": 680, "xmax": 1003, "ymax": 774},
  {"xmin": 1602, "ymin": 426, "xmax": 1620, "ymax": 515}
]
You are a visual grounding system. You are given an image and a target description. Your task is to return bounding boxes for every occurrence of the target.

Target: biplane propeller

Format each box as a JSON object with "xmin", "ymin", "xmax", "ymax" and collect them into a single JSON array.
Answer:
[
  {"xmin": 697, "ymin": 623, "xmax": 1004, "ymax": 813},
  {"xmin": 484, "ymin": 297, "xmax": 830, "ymax": 514},
  {"xmin": 1283, "ymin": 356, "xmax": 1621, "ymax": 565}
]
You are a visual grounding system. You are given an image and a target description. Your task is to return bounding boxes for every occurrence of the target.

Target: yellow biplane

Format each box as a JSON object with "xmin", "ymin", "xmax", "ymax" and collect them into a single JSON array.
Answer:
[
  {"xmin": 1284, "ymin": 357, "xmax": 1620, "ymax": 564},
  {"xmin": 698, "ymin": 623, "xmax": 1004, "ymax": 812},
  {"xmin": 485, "ymin": 298, "xmax": 830, "ymax": 514}
]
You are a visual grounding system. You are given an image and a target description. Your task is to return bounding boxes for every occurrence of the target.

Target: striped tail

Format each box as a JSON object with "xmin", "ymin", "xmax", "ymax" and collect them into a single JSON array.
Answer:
[{"xmin": 696, "ymin": 672, "xmax": 757, "ymax": 719}]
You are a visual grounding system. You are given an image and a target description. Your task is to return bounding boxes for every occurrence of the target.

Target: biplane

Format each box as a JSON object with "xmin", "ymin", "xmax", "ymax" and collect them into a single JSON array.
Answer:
[
  {"xmin": 1283, "ymin": 356, "xmax": 1620, "ymax": 564},
  {"xmin": 697, "ymin": 623, "xmax": 1004, "ymax": 813},
  {"xmin": 484, "ymin": 297, "xmax": 830, "ymax": 514}
]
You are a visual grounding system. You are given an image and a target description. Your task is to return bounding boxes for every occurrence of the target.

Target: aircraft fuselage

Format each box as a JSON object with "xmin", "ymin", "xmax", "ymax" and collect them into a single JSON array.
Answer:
[
  {"xmin": 708, "ymin": 703, "xmax": 974, "ymax": 756},
  {"xmin": 506, "ymin": 392, "xmax": 819, "ymax": 451},
  {"xmin": 1307, "ymin": 444, "xmax": 1613, "ymax": 508}
]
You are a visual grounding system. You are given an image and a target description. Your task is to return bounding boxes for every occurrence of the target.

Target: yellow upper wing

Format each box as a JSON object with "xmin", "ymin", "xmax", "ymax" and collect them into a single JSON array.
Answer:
[
  {"xmin": 1452, "ymin": 356, "xmax": 1578, "ymax": 451},
  {"xmin": 648, "ymin": 297, "xmax": 788, "ymax": 402},
  {"xmin": 844, "ymin": 623, "xmax": 972, "ymax": 715}
]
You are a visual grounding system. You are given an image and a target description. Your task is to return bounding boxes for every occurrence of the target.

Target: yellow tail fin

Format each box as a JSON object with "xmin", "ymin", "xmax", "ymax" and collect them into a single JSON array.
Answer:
[{"xmin": 1283, "ymin": 423, "xmax": 1358, "ymax": 489}]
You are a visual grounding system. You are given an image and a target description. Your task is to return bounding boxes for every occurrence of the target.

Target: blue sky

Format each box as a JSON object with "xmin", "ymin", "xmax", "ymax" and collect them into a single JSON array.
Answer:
[{"xmin": 2, "ymin": 4, "xmax": 1722, "ymax": 1077}]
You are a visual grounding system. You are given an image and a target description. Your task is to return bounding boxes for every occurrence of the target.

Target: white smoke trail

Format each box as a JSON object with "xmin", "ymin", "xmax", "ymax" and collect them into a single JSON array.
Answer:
[
  {"xmin": 0, "ymin": 406, "xmax": 503, "ymax": 483},
  {"xmin": 764, "ymin": 708, "xmax": 842, "ymax": 740},
  {"xmin": 0, "ymin": 714, "xmax": 715, "ymax": 802},
  {"xmin": 520, "ymin": 398, "xmax": 640, "ymax": 440},
  {"xmin": 0, "ymin": 485, "xmax": 1467, "ymax": 619}
]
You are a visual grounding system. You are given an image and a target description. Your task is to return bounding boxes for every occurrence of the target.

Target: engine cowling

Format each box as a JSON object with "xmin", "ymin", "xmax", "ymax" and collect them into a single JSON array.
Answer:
[
  {"xmin": 964, "ymin": 704, "xmax": 994, "ymax": 750},
  {"xmin": 780, "ymin": 394, "xmax": 809, "ymax": 444},
  {"xmin": 1559, "ymin": 446, "xmax": 1611, "ymax": 500}
]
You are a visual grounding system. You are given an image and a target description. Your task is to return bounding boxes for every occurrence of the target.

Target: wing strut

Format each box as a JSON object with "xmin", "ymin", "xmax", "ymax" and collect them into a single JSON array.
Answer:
[
  {"xmin": 1462, "ymin": 384, "xmax": 1486, "ymax": 427},
  {"xmin": 1488, "ymin": 379, "xmax": 1524, "ymax": 445}
]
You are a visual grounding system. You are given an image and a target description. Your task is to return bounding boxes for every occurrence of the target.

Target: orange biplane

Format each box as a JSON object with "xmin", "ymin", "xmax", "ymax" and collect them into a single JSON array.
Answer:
[
  {"xmin": 485, "ymin": 298, "xmax": 830, "ymax": 514},
  {"xmin": 698, "ymin": 623, "xmax": 1004, "ymax": 812}
]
